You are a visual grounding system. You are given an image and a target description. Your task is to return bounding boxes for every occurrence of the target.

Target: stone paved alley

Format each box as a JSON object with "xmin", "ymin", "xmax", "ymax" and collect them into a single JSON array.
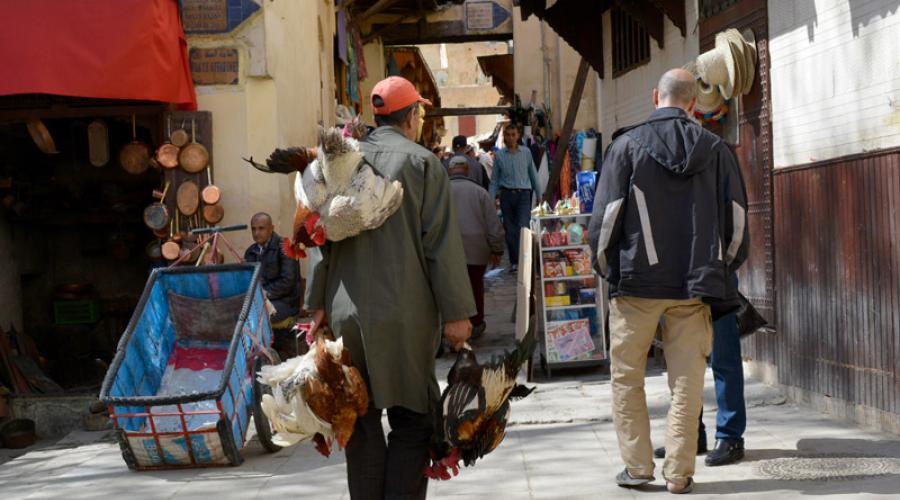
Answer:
[{"xmin": 1, "ymin": 270, "xmax": 899, "ymax": 499}]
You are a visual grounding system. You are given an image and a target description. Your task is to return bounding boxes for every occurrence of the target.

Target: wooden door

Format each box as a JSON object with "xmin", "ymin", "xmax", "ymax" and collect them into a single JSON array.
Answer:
[{"xmin": 699, "ymin": 0, "xmax": 775, "ymax": 324}]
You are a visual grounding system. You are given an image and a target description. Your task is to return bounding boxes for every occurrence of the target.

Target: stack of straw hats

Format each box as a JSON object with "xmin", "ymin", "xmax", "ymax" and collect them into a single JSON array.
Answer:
[{"xmin": 690, "ymin": 28, "xmax": 758, "ymax": 113}]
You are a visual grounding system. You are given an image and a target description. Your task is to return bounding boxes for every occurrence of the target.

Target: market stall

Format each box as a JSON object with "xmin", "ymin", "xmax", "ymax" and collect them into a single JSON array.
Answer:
[{"xmin": 528, "ymin": 131, "xmax": 607, "ymax": 375}]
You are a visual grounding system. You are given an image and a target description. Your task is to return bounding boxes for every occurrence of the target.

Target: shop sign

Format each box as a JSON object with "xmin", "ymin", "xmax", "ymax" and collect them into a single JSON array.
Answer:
[
  {"xmin": 190, "ymin": 48, "xmax": 240, "ymax": 85},
  {"xmin": 465, "ymin": 1, "xmax": 511, "ymax": 31},
  {"xmin": 182, "ymin": 0, "xmax": 260, "ymax": 34}
]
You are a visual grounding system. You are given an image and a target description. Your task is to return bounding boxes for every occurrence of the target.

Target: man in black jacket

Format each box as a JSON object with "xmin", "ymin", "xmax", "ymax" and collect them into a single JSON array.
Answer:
[
  {"xmin": 245, "ymin": 212, "xmax": 300, "ymax": 355},
  {"xmin": 588, "ymin": 69, "xmax": 748, "ymax": 494}
]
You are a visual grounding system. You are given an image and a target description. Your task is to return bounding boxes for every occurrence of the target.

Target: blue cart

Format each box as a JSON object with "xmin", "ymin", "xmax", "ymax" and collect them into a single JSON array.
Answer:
[{"xmin": 99, "ymin": 263, "xmax": 282, "ymax": 469}]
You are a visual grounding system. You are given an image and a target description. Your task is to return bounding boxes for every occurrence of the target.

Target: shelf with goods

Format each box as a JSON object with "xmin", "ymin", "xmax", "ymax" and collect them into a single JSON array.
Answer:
[{"xmin": 531, "ymin": 214, "xmax": 608, "ymax": 376}]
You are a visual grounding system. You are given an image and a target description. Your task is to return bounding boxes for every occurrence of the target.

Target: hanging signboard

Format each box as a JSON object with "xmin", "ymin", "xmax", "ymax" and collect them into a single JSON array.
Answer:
[
  {"xmin": 465, "ymin": 1, "xmax": 511, "ymax": 31},
  {"xmin": 190, "ymin": 48, "xmax": 240, "ymax": 85},
  {"xmin": 182, "ymin": 0, "xmax": 260, "ymax": 34}
]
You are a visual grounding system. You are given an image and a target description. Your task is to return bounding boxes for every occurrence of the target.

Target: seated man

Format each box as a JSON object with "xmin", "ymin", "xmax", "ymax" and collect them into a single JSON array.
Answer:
[{"xmin": 244, "ymin": 212, "xmax": 301, "ymax": 357}]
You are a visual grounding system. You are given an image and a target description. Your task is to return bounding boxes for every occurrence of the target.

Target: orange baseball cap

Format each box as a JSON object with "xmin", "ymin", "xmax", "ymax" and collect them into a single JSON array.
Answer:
[{"xmin": 371, "ymin": 76, "xmax": 432, "ymax": 116}]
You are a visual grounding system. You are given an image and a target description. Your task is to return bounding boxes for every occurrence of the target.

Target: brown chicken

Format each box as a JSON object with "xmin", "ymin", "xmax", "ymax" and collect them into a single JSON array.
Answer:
[{"xmin": 257, "ymin": 328, "xmax": 369, "ymax": 457}]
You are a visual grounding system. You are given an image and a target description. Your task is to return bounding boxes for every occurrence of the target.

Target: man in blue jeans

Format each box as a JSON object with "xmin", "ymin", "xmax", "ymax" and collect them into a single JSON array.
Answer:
[
  {"xmin": 489, "ymin": 123, "xmax": 541, "ymax": 272},
  {"xmin": 655, "ymin": 312, "xmax": 746, "ymax": 466}
]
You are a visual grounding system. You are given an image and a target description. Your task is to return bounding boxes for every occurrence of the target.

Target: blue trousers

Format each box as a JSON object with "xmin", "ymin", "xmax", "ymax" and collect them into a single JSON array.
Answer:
[
  {"xmin": 699, "ymin": 313, "xmax": 746, "ymax": 441},
  {"xmin": 499, "ymin": 190, "xmax": 532, "ymax": 266}
]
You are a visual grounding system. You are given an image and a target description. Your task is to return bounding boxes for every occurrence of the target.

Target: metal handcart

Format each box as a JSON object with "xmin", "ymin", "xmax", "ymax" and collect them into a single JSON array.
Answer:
[{"xmin": 99, "ymin": 226, "xmax": 282, "ymax": 470}]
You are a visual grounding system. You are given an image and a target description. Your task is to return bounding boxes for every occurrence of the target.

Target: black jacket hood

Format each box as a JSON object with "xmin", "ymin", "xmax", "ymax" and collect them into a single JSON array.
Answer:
[{"xmin": 617, "ymin": 107, "xmax": 721, "ymax": 177}]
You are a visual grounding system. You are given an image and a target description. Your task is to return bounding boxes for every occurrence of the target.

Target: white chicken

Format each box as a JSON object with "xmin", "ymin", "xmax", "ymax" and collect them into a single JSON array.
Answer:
[
  {"xmin": 244, "ymin": 123, "xmax": 404, "ymax": 259},
  {"xmin": 257, "ymin": 332, "xmax": 369, "ymax": 456}
]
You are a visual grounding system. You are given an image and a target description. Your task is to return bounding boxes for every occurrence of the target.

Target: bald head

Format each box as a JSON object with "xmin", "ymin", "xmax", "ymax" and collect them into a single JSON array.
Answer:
[
  {"xmin": 654, "ymin": 68, "xmax": 697, "ymax": 113},
  {"xmin": 250, "ymin": 212, "xmax": 273, "ymax": 245}
]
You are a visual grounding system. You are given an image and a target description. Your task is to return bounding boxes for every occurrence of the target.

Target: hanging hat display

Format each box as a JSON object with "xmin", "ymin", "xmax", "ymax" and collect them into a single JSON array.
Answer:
[
  {"xmin": 696, "ymin": 80, "xmax": 725, "ymax": 113},
  {"xmin": 694, "ymin": 28, "xmax": 758, "ymax": 100}
]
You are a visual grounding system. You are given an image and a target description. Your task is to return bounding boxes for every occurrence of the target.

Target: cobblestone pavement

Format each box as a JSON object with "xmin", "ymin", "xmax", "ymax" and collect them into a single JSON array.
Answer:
[{"xmin": 2, "ymin": 268, "xmax": 899, "ymax": 499}]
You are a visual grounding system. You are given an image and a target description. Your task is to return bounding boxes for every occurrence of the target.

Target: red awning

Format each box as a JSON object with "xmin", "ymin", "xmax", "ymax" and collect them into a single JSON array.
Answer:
[{"xmin": 0, "ymin": 0, "xmax": 197, "ymax": 110}]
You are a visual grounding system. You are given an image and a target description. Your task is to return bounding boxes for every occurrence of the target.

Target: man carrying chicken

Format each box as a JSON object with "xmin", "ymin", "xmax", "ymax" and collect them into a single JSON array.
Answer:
[{"xmin": 305, "ymin": 76, "xmax": 476, "ymax": 500}]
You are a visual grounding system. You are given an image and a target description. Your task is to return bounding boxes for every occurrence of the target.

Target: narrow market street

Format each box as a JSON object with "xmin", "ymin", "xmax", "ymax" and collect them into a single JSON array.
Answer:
[{"xmin": 2, "ymin": 270, "xmax": 898, "ymax": 499}]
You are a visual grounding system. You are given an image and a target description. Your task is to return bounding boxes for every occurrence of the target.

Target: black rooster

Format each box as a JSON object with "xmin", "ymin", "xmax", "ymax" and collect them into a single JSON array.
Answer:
[{"xmin": 425, "ymin": 329, "xmax": 536, "ymax": 480}]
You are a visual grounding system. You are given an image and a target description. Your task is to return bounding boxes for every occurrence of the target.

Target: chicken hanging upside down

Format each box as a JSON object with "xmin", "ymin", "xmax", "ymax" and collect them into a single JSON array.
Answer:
[
  {"xmin": 425, "ymin": 329, "xmax": 537, "ymax": 480},
  {"xmin": 243, "ymin": 120, "xmax": 403, "ymax": 259},
  {"xmin": 256, "ymin": 328, "xmax": 369, "ymax": 457}
]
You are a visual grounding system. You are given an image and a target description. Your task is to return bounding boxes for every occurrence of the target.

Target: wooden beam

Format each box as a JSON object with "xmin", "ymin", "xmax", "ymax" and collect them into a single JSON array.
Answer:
[
  {"xmin": 362, "ymin": 13, "xmax": 413, "ymax": 43},
  {"xmin": 356, "ymin": 0, "xmax": 404, "ymax": 23},
  {"xmin": 426, "ymin": 106, "xmax": 509, "ymax": 117},
  {"xmin": 375, "ymin": 20, "xmax": 512, "ymax": 45},
  {"xmin": 654, "ymin": 0, "xmax": 686, "ymax": 37},
  {"xmin": 619, "ymin": 0, "xmax": 665, "ymax": 49},
  {"xmin": 543, "ymin": 58, "xmax": 590, "ymax": 204}
]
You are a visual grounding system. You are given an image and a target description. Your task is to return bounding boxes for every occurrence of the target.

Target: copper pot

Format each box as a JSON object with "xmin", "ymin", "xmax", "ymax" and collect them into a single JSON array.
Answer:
[
  {"xmin": 26, "ymin": 119, "xmax": 59, "ymax": 155},
  {"xmin": 156, "ymin": 117, "xmax": 179, "ymax": 169},
  {"xmin": 170, "ymin": 123, "xmax": 189, "ymax": 147},
  {"xmin": 176, "ymin": 181, "xmax": 199, "ymax": 216},
  {"xmin": 178, "ymin": 119, "xmax": 208, "ymax": 173},
  {"xmin": 87, "ymin": 119, "xmax": 109, "ymax": 166},
  {"xmin": 143, "ymin": 181, "xmax": 170, "ymax": 231},
  {"xmin": 161, "ymin": 219, "xmax": 180, "ymax": 260},
  {"xmin": 119, "ymin": 114, "xmax": 150, "ymax": 175},
  {"xmin": 202, "ymin": 203, "xmax": 224, "ymax": 224},
  {"xmin": 201, "ymin": 168, "xmax": 220, "ymax": 204}
]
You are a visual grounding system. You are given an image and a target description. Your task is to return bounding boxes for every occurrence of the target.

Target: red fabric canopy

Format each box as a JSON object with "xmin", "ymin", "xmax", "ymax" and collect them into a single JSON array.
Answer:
[{"xmin": 0, "ymin": 0, "xmax": 197, "ymax": 110}]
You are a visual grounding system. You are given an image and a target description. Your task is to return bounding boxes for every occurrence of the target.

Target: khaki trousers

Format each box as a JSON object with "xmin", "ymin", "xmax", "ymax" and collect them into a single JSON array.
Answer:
[{"xmin": 609, "ymin": 296, "xmax": 712, "ymax": 482}]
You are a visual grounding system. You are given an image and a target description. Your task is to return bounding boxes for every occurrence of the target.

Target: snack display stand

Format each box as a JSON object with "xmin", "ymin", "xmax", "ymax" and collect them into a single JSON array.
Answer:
[{"xmin": 532, "ymin": 213, "xmax": 608, "ymax": 376}]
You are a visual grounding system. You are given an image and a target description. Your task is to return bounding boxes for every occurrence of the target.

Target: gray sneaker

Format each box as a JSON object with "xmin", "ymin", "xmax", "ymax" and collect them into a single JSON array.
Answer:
[{"xmin": 616, "ymin": 468, "xmax": 655, "ymax": 487}]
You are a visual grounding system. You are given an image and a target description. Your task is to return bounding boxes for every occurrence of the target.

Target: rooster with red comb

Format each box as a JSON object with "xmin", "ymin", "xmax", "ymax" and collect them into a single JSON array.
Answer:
[{"xmin": 244, "ymin": 119, "xmax": 402, "ymax": 259}]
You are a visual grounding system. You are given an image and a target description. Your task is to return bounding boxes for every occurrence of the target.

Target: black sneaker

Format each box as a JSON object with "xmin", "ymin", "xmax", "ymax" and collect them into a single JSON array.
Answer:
[
  {"xmin": 704, "ymin": 439, "xmax": 744, "ymax": 466},
  {"xmin": 653, "ymin": 434, "xmax": 707, "ymax": 459},
  {"xmin": 615, "ymin": 468, "xmax": 654, "ymax": 487}
]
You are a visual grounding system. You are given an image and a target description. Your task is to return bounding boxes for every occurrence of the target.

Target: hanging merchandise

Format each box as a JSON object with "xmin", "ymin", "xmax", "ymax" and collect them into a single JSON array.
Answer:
[
  {"xmin": 695, "ymin": 102, "xmax": 729, "ymax": 126},
  {"xmin": 352, "ymin": 29, "xmax": 368, "ymax": 80},
  {"xmin": 336, "ymin": 1, "xmax": 348, "ymax": 64},
  {"xmin": 346, "ymin": 44, "xmax": 360, "ymax": 105},
  {"xmin": 560, "ymin": 151, "xmax": 572, "ymax": 199},
  {"xmin": 387, "ymin": 53, "xmax": 400, "ymax": 76}
]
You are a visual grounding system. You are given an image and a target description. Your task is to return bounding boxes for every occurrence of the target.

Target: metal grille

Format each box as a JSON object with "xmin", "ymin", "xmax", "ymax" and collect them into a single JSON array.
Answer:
[{"xmin": 611, "ymin": 7, "xmax": 650, "ymax": 78}]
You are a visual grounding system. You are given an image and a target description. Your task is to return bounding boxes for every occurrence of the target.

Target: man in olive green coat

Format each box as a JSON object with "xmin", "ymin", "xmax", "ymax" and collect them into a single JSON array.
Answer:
[{"xmin": 305, "ymin": 76, "xmax": 476, "ymax": 500}]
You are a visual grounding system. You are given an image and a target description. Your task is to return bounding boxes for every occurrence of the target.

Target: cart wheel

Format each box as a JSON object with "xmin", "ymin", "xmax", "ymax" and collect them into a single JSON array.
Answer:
[{"xmin": 252, "ymin": 348, "xmax": 282, "ymax": 453}]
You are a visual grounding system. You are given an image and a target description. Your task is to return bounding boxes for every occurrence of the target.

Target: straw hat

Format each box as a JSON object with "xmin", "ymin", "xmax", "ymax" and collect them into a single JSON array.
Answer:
[
  {"xmin": 696, "ymin": 44, "xmax": 732, "ymax": 88},
  {"xmin": 696, "ymin": 80, "xmax": 725, "ymax": 113},
  {"xmin": 740, "ymin": 29, "xmax": 758, "ymax": 92},
  {"xmin": 715, "ymin": 30, "xmax": 742, "ymax": 98}
]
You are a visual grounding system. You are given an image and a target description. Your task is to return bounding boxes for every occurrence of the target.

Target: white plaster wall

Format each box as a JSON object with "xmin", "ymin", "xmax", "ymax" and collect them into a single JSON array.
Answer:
[
  {"xmin": 513, "ymin": 7, "xmax": 599, "ymax": 132},
  {"xmin": 597, "ymin": 1, "xmax": 700, "ymax": 148},
  {"xmin": 189, "ymin": 0, "xmax": 336, "ymax": 254},
  {"xmin": 768, "ymin": 0, "xmax": 900, "ymax": 167}
]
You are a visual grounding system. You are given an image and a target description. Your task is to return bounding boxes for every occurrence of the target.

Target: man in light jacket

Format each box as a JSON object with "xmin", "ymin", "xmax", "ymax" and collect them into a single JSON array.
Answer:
[
  {"xmin": 448, "ymin": 155, "xmax": 505, "ymax": 339},
  {"xmin": 587, "ymin": 68, "xmax": 749, "ymax": 494}
]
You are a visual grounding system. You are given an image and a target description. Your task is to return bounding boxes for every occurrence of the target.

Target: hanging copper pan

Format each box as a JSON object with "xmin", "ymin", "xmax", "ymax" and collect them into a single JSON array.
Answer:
[
  {"xmin": 176, "ymin": 180, "xmax": 199, "ymax": 216},
  {"xmin": 178, "ymin": 119, "xmax": 208, "ymax": 173},
  {"xmin": 27, "ymin": 118, "xmax": 59, "ymax": 155},
  {"xmin": 87, "ymin": 119, "xmax": 109, "ymax": 166},
  {"xmin": 156, "ymin": 116, "xmax": 179, "ymax": 169},
  {"xmin": 119, "ymin": 114, "xmax": 150, "ymax": 175},
  {"xmin": 143, "ymin": 181, "xmax": 170, "ymax": 231},
  {"xmin": 201, "ymin": 168, "xmax": 220, "ymax": 205},
  {"xmin": 202, "ymin": 203, "xmax": 224, "ymax": 224},
  {"xmin": 161, "ymin": 219, "xmax": 180, "ymax": 260},
  {"xmin": 170, "ymin": 120, "xmax": 189, "ymax": 147}
]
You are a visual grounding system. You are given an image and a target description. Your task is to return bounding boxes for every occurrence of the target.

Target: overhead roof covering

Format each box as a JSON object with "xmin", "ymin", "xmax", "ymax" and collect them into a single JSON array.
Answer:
[
  {"xmin": 477, "ymin": 54, "xmax": 514, "ymax": 104},
  {"xmin": 0, "ymin": 0, "xmax": 197, "ymax": 110}
]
